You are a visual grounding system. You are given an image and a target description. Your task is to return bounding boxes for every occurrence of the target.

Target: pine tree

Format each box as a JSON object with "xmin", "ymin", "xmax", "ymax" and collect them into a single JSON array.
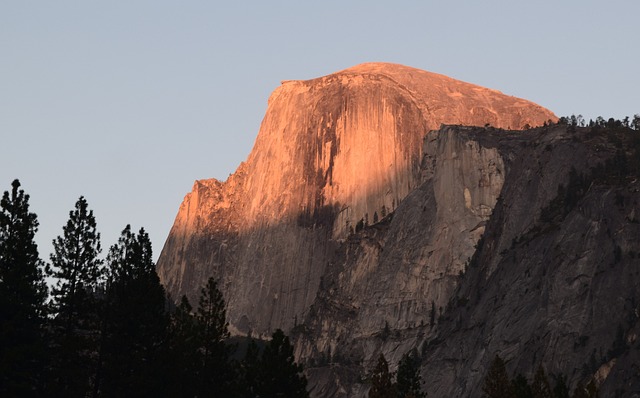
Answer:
[
  {"xmin": 259, "ymin": 329, "xmax": 309, "ymax": 397},
  {"xmin": 552, "ymin": 374, "xmax": 570, "ymax": 398},
  {"xmin": 195, "ymin": 277, "xmax": 235, "ymax": 397},
  {"xmin": 96, "ymin": 225, "xmax": 169, "ymax": 397},
  {"xmin": 482, "ymin": 354, "xmax": 513, "ymax": 398},
  {"xmin": 512, "ymin": 373, "xmax": 533, "ymax": 398},
  {"xmin": 238, "ymin": 338, "xmax": 261, "ymax": 398},
  {"xmin": 0, "ymin": 179, "xmax": 48, "ymax": 396},
  {"xmin": 46, "ymin": 196, "xmax": 103, "ymax": 397},
  {"xmin": 571, "ymin": 382, "xmax": 589, "ymax": 398},
  {"xmin": 166, "ymin": 295, "xmax": 199, "ymax": 398},
  {"xmin": 370, "ymin": 353, "xmax": 397, "ymax": 398},
  {"xmin": 531, "ymin": 364, "xmax": 552, "ymax": 398},
  {"xmin": 396, "ymin": 349, "xmax": 426, "ymax": 398}
]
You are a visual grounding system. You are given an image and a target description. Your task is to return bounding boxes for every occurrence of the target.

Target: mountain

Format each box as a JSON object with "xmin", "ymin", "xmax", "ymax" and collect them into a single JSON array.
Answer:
[
  {"xmin": 152, "ymin": 63, "xmax": 635, "ymax": 396},
  {"xmin": 156, "ymin": 62, "xmax": 555, "ymax": 338},
  {"xmin": 296, "ymin": 121, "xmax": 640, "ymax": 397}
]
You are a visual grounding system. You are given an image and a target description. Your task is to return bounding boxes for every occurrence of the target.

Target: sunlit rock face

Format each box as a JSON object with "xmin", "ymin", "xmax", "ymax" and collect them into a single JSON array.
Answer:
[{"xmin": 156, "ymin": 62, "xmax": 555, "ymax": 337}]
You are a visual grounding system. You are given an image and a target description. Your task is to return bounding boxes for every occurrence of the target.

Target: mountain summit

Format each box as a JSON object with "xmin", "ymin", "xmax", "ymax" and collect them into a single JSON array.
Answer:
[
  {"xmin": 156, "ymin": 63, "xmax": 555, "ymax": 336},
  {"xmin": 156, "ymin": 65, "xmax": 640, "ymax": 397}
]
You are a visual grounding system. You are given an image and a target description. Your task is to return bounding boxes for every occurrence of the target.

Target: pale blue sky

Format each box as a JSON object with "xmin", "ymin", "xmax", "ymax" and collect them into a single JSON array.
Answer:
[{"xmin": 1, "ymin": 1, "xmax": 638, "ymax": 261}]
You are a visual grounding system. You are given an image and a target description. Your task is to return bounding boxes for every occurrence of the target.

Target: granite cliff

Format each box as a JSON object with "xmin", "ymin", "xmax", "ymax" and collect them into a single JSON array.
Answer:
[
  {"xmin": 296, "ymin": 123, "xmax": 640, "ymax": 397},
  {"xmin": 156, "ymin": 62, "xmax": 555, "ymax": 337},
  {"xmin": 157, "ymin": 63, "xmax": 640, "ymax": 396}
]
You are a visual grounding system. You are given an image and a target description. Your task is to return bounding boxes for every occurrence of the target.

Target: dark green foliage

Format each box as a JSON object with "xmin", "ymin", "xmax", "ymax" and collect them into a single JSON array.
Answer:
[
  {"xmin": 0, "ymin": 179, "xmax": 48, "ymax": 396},
  {"xmin": 45, "ymin": 196, "xmax": 103, "ymax": 397},
  {"xmin": 571, "ymin": 382, "xmax": 589, "ymax": 398},
  {"xmin": 631, "ymin": 114, "xmax": 640, "ymax": 131},
  {"xmin": 396, "ymin": 349, "xmax": 426, "ymax": 398},
  {"xmin": 166, "ymin": 296, "xmax": 200, "ymax": 398},
  {"xmin": 238, "ymin": 338, "xmax": 261, "ymax": 398},
  {"xmin": 531, "ymin": 364, "xmax": 552, "ymax": 398},
  {"xmin": 552, "ymin": 374, "xmax": 570, "ymax": 398},
  {"xmin": 512, "ymin": 373, "xmax": 533, "ymax": 398},
  {"xmin": 196, "ymin": 277, "xmax": 235, "ymax": 397},
  {"xmin": 0, "ymin": 184, "xmax": 312, "ymax": 397},
  {"xmin": 165, "ymin": 281, "xmax": 308, "ymax": 398},
  {"xmin": 48, "ymin": 196, "xmax": 103, "ymax": 311},
  {"xmin": 258, "ymin": 329, "xmax": 309, "ymax": 397},
  {"xmin": 540, "ymin": 167, "xmax": 588, "ymax": 225},
  {"xmin": 369, "ymin": 353, "xmax": 396, "ymax": 398},
  {"xmin": 381, "ymin": 320, "xmax": 391, "ymax": 341},
  {"xmin": 571, "ymin": 380, "xmax": 599, "ymax": 398},
  {"xmin": 96, "ymin": 225, "xmax": 169, "ymax": 397},
  {"xmin": 429, "ymin": 301, "xmax": 435, "ymax": 327},
  {"xmin": 483, "ymin": 354, "xmax": 514, "ymax": 398}
]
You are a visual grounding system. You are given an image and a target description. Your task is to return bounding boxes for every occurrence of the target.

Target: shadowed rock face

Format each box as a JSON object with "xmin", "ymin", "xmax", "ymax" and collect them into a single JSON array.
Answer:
[
  {"xmin": 156, "ymin": 63, "xmax": 556, "ymax": 337},
  {"xmin": 295, "ymin": 123, "xmax": 640, "ymax": 398}
]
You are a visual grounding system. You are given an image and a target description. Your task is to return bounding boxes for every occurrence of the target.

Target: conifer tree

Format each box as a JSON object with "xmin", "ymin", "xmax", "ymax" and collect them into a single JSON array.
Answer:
[
  {"xmin": 238, "ymin": 338, "xmax": 261, "ymax": 398},
  {"xmin": 46, "ymin": 196, "xmax": 103, "ymax": 397},
  {"xmin": 166, "ymin": 295, "xmax": 199, "ymax": 398},
  {"xmin": 96, "ymin": 225, "xmax": 168, "ymax": 397},
  {"xmin": 482, "ymin": 354, "xmax": 513, "ymax": 398},
  {"xmin": 552, "ymin": 374, "xmax": 570, "ymax": 398},
  {"xmin": 531, "ymin": 364, "xmax": 552, "ymax": 398},
  {"xmin": 195, "ymin": 277, "xmax": 235, "ymax": 397},
  {"xmin": 571, "ymin": 382, "xmax": 589, "ymax": 398},
  {"xmin": 396, "ymin": 349, "xmax": 426, "ymax": 398},
  {"xmin": 0, "ymin": 179, "xmax": 48, "ymax": 396},
  {"xmin": 370, "ymin": 353, "xmax": 397, "ymax": 398},
  {"xmin": 259, "ymin": 329, "xmax": 309, "ymax": 398},
  {"xmin": 512, "ymin": 373, "xmax": 533, "ymax": 398}
]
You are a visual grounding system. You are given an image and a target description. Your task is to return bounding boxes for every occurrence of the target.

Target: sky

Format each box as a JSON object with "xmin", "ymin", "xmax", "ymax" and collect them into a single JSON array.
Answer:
[{"xmin": 1, "ymin": 1, "xmax": 638, "ymax": 262}]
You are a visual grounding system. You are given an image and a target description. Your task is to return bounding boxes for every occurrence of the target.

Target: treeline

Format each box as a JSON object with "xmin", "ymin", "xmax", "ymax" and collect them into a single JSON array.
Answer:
[
  {"xmin": 483, "ymin": 355, "xmax": 599, "ymax": 398},
  {"xmin": 0, "ymin": 179, "xmax": 308, "ymax": 397},
  {"xmin": 555, "ymin": 114, "xmax": 640, "ymax": 130},
  {"xmin": 367, "ymin": 351, "xmax": 426, "ymax": 398}
]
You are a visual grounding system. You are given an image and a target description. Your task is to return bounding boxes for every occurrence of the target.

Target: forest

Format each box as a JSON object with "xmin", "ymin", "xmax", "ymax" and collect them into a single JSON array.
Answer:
[
  {"xmin": 2, "ymin": 115, "xmax": 638, "ymax": 397},
  {"xmin": 0, "ymin": 181, "xmax": 308, "ymax": 397}
]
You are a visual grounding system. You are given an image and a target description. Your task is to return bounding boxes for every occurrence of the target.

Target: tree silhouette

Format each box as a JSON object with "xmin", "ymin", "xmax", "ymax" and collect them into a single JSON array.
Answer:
[
  {"xmin": 46, "ymin": 196, "xmax": 103, "ymax": 396},
  {"xmin": 370, "ymin": 353, "xmax": 397, "ymax": 398},
  {"xmin": 96, "ymin": 225, "xmax": 168, "ymax": 397},
  {"xmin": 571, "ymin": 381, "xmax": 599, "ymax": 398},
  {"xmin": 396, "ymin": 349, "xmax": 426, "ymax": 398},
  {"xmin": 259, "ymin": 328, "xmax": 309, "ymax": 397},
  {"xmin": 482, "ymin": 354, "xmax": 513, "ymax": 398},
  {"xmin": 531, "ymin": 364, "xmax": 552, "ymax": 398},
  {"xmin": 552, "ymin": 374, "xmax": 570, "ymax": 398},
  {"xmin": 195, "ymin": 277, "xmax": 235, "ymax": 397},
  {"xmin": 166, "ymin": 295, "xmax": 199, "ymax": 398},
  {"xmin": 238, "ymin": 338, "xmax": 261, "ymax": 398},
  {"xmin": 0, "ymin": 179, "xmax": 48, "ymax": 396},
  {"xmin": 512, "ymin": 373, "xmax": 533, "ymax": 398}
]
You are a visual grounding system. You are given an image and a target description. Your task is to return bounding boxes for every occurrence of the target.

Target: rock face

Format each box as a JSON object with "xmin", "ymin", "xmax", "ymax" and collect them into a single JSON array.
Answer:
[
  {"xmin": 296, "ymin": 124, "xmax": 640, "ymax": 397},
  {"xmin": 156, "ymin": 62, "xmax": 555, "ymax": 337},
  {"xmin": 158, "ymin": 63, "xmax": 640, "ymax": 396},
  {"xmin": 419, "ymin": 125, "xmax": 640, "ymax": 397}
]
